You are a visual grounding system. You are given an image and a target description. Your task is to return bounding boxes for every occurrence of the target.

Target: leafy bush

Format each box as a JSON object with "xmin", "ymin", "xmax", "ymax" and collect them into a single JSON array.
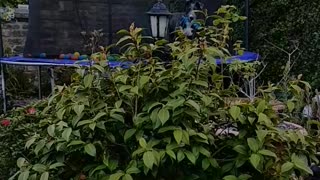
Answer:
[
  {"xmin": 0, "ymin": 101, "xmax": 48, "ymax": 179},
  {"xmin": 248, "ymin": 0, "xmax": 320, "ymax": 88},
  {"xmin": 1, "ymin": 6, "xmax": 319, "ymax": 180},
  {"xmin": 0, "ymin": 0, "xmax": 27, "ymax": 7}
]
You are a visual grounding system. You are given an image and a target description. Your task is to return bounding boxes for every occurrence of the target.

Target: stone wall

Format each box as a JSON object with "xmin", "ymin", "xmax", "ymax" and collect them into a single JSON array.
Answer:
[{"xmin": 2, "ymin": 8, "xmax": 29, "ymax": 55}]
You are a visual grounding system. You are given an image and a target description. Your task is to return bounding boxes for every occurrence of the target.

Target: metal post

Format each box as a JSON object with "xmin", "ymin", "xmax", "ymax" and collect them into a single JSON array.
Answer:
[
  {"xmin": 50, "ymin": 67, "xmax": 55, "ymax": 95},
  {"xmin": 37, "ymin": 66, "xmax": 42, "ymax": 99},
  {"xmin": 0, "ymin": 17, "xmax": 6, "ymax": 113},
  {"xmin": 244, "ymin": 0, "xmax": 249, "ymax": 50},
  {"xmin": 1, "ymin": 64, "xmax": 6, "ymax": 113},
  {"xmin": 0, "ymin": 20, "xmax": 3, "ymax": 57}
]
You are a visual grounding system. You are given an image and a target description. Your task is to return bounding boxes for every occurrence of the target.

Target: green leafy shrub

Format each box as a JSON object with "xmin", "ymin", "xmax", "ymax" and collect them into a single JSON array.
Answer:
[
  {"xmin": 1, "ymin": 6, "xmax": 319, "ymax": 180},
  {"xmin": 0, "ymin": 101, "xmax": 48, "ymax": 179},
  {"xmin": 248, "ymin": 0, "xmax": 320, "ymax": 88},
  {"xmin": 226, "ymin": 0, "xmax": 320, "ymax": 88},
  {"xmin": 0, "ymin": 0, "xmax": 27, "ymax": 7}
]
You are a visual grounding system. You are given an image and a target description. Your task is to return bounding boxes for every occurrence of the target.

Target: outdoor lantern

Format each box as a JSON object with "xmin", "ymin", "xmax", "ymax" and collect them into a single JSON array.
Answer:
[{"xmin": 147, "ymin": 0, "xmax": 172, "ymax": 39}]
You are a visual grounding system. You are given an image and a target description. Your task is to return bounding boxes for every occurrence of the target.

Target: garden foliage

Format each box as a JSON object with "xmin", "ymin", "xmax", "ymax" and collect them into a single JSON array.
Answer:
[
  {"xmin": 0, "ymin": 6, "xmax": 319, "ymax": 180},
  {"xmin": 249, "ymin": 0, "xmax": 320, "ymax": 87}
]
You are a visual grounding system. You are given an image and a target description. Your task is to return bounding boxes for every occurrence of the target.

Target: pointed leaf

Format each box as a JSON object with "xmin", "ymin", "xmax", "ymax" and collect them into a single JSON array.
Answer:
[
  {"xmin": 109, "ymin": 172, "xmax": 124, "ymax": 180},
  {"xmin": 139, "ymin": 76, "xmax": 150, "ymax": 88},
  {"xmin": 49, "ymin": 162, "xmax": 65, "ymax": 169},
  {"xmin": 258, "ymin": 149, "xmax": 277, "ymax": 158},
  {"xmin": 249, "ymin": 154, "xmax": 261, "ymax": 170},
  {"xmin": 287, "ymin": 101, "xmax": 295, "ymax": 113},
  {"xmin": 35, "ymin": 140, "xmax": 46, "ymax": 155},
  {"xmin": 256, "ymin": 100, "xmax": 266, "ymax": 114},
  {"xmin": 130, "ymin": 86, "xmax": 139, "ymax": 95},
  {"xmin": 202, "ymin": 158, "xmax": 210, "ymax": 170},
  {"xmin": 68, "ymin": 140, "xmax": 85, "ymax": 147},
  {"xmin": 229, "ymin": 106, "xmax": 241, "ymax": 120},
  {"xmin": 258, "ymin": 113, "xmax": 273, "ymax": 126},
  {"xmin": 186, "ymin": 100, "xmax": 201, "ymax": 112},
  {"xmin": 158, "ymin": 108, "xmax": 170, "ymax": 125},
  {"xmin": 85, "ymin": 143, "xmax": 96, "ymax": 157},
  {"xmin": 177, "ymin": 150, "xmax": 185, "ymax": 162},
  {"xmin": 193, "ymin": 80, "xmax": 208, "ymax": 88},
  {"xmin": 199, "ymin": 146, "xmax": 211, "ymax": 157},
  {"xmin": 62, "ymin": 128, "xmax": 72, "ymax": 142},
  {"xmin": 209, "ymin": 158, "xmax": 219, "ymax": 168},
  {"xmin": 122, "ymin": 174, "xmax": 133, "ymax": 180},
  {"xmin": 124, "ymin": 129, "xmax": 136, "ymax": 142},
  {"xmin": 40, "ymin": 172, "xmax": 49, "ymax": 180},
  {"xmin": 89, "ymin": 122, "xmax": 96, "ymax": 131},
  {"xmin": 56, "ymin": 108, "xmax": 66, "ymax": 120},
  {"xmin": 247, "ymin": 138, "xmax": 259, "ymax": 152},
  {"xmin": 33, "ymin": 164, "xmax": 47, "ymax": 173},
  {"xmin": 185, "ymin": 151, "xmax": 196, "ymax": 164},
  {"xmin": 18, "ymin": 171, "xmax": 29, "ymax": 180},
  {"xmin": 93, "ymin": 112, "xmax": 107, "ymax": 121},
  {"xmin": 292, "ymin": 154, "xmax": 313, "ymax": 174},
  {"xmin": 239, "ymin": 174, "xmax": 252, "ymax": 180},
  {"xmin": 173, "ymin": 129, "xmax": 183, "ymax": 144},
  {"xmin": 119, "ymin": 85, "xmax": 132, "ymax": 92},
  {"xmin": 77, "ymin": 120, "xmax": 93, "ymax": 127},
  {"xmin": 233, "ymin": 145, "xmax": 247, "ymax": 155},
  {"xmin": 281, "ymin": 162, "xmax": 294, "ymax": 173},
  {"xmin": 73, "ymin": 104, "xmax": 85, "ymax": 116},
  {"xmin": 25, "ymin": 137, "xmax": 36, "ymax": 149},
  {"xmin": 126, "ymin": 167, "xmax": 140, "ymax": 174},
  {"xmin": 166, "ymin": 150, "xmax": 176, "ymax": 160},
  {"xmin": 256, "ymin": 130, "xmax": 268, "ymax": 143},
  {"xmin": 139, "ymin": 138, "xmax": 147, "ymax": 149},
  {"xmin": 47, "ymin": 125, "xmax": 55, "ymax": 137},
  {"xmin": 143, "ymin": 151, "xmax": 155, "ymax": 169},
  {"xmin": 147, "ymin": 102, "xmax": 163, "ymax": 113},
  {"xmin": 110, "ymin": 113, "xmax": 124, "ymax": 123},
  {"xmin": 116, "ymin": 36, "xmax": 132, "ymax": 46},
  {"xmin": 84, "ymin": 74, "xmax": 94, "ymax": 88}
]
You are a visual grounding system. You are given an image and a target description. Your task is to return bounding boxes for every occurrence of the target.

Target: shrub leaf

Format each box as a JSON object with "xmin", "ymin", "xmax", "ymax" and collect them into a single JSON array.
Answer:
[
  {"xmin": 40, "ymin": 172, "xmax": 49, "ymax": 180},
  {"xmin": 62, "ymin": 128, "xmax": 72, "ymax": 142},
  {"xmin": 229, "ymin": 106, "xmax": 241, "ymax": 120},
  {"xmin": 158, "ymin": 108, "xmax": 170, "ymax": 125},
  {"xmin": 247, "ymin": 138, "xmax": 259, "ymax": 152},
  {"xmin": 47, "ymin": 125, "xmax": 55, "ymax": 137},
  {"xmin": 143, "ymin": 151, "xmax": 155, "ymax": 169},
  {"xmin": 281, "ymin": 162, "xmax": 294, "ymax": 173},
  {"xmin": 18, "ymin": 171, "xmax": 30, "ymax": 180},
  {"xmin": 85, "ymin": 143, "xmax": 96, "ymax": 157},
  {"xmin": 184, "ymin": 151, "xmax": 196, "ymax": 164},
  {"xmin": 249, "ymin": 154, "xmax": 261, "ymax": 170},
  {"xmin": 173, "ymin": 129, "xmax": 183, "ymax": 144},
  {"xmin": 124, "ymin": 129, "xmax": 136, "ymax": 142},
  {"xmin": 258, "ymin": 149, "xmax": 277, "ymax": 158}
]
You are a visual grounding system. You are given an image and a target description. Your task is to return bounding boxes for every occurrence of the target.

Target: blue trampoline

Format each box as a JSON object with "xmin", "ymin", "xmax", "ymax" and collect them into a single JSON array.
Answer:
[
  {"xmin": 0, "ymin": 51, "xmax": 258, "ymax": 67},
  {"xmin": 0, "ymin": 51, "xmax": 259, "ymax": 113}
]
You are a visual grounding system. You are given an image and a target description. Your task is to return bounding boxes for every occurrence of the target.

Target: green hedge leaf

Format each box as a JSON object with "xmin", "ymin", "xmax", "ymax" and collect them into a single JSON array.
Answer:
[{"xmin": 85, "ymin": 143, "xmax": 96, "ymax": 157}]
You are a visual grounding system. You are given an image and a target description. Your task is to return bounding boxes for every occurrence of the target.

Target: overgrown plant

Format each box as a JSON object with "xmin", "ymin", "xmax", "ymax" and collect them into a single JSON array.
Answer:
[{"xmin": 1, "ymin": 6, "xmax": 319, "ymax": 180}]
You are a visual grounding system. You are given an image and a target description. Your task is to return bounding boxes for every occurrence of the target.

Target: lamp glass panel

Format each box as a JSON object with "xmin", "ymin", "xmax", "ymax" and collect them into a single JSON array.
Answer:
[
  {"xmin": 159, "ymin": 16, "xmax": 168, "ymax": 38},
  {"xmin": 150, "ymin": 16, "xmax": 158, "ymax": 37}
]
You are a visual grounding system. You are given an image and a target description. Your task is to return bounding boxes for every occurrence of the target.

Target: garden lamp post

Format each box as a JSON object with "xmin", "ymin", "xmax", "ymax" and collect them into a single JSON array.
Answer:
[{"xmin": 147, "ymin": 0, "xmax": 172, "ymax": 39}]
